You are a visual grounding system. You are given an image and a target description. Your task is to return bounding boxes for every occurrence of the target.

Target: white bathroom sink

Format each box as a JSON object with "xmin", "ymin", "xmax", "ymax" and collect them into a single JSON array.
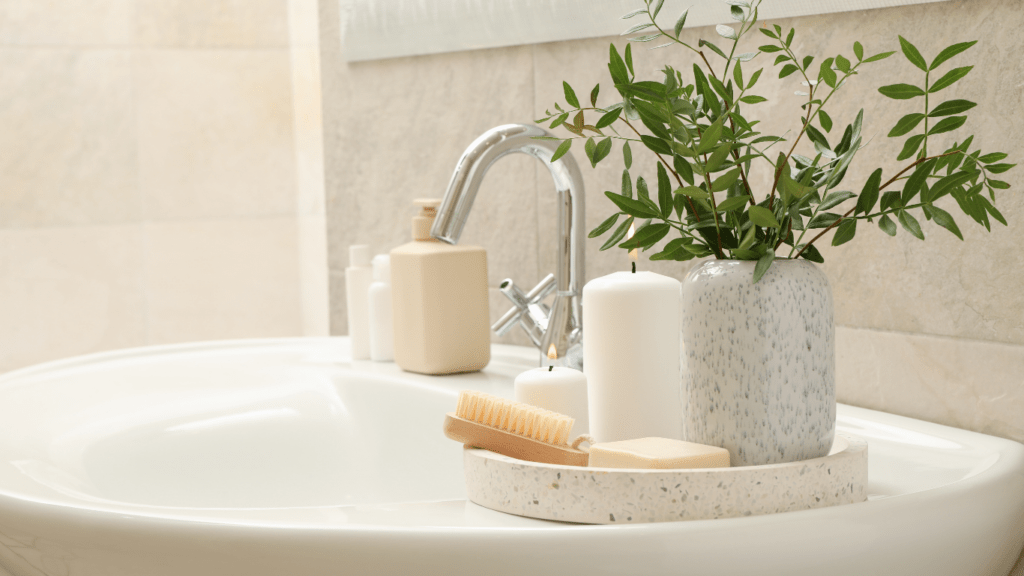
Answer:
[{"xmin": 0, "ymin": 338, "xmax": 1021, "ymax": 576}]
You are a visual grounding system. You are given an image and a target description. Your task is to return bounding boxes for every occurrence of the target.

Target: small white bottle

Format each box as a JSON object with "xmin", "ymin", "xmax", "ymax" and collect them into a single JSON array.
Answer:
[
  {"xmin": 345, "ymin": 245, "xmax": 373, "ymax": 360},
  {"xmin": 368, "ymin": 254, "xmax": 394, "ymax": 362}
]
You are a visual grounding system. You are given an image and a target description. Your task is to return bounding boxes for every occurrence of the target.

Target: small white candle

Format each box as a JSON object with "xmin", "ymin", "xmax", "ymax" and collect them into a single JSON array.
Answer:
[
  {"xmin": 582, "ymin": 263, "xmax": 682, "ymax": 443},
  {"xmin": 514, "ymin": 346, "xmax": 589, "ymax": 436}
]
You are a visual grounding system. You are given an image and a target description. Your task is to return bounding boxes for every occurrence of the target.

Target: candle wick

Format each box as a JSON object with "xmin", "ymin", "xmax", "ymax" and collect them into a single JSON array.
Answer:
[
  {"xmin": 632, "ymin": 261, "xmax": 636, "ymax": 274},
  {"xmin": 549, "ymin": 365, "xmax": 554, "ymax": 372}
]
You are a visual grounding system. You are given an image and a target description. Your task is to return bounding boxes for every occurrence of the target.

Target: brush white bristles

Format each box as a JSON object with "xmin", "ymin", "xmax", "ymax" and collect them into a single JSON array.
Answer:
[{"xmin": 455, "ymin": 390, "xmax": 574, "ymax": 446}]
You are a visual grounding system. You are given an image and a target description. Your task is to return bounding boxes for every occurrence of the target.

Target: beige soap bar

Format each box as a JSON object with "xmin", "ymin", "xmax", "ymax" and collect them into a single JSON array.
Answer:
[{"xmin": 588, "ymin": 437, "xmax": 731, "ymax": 469}]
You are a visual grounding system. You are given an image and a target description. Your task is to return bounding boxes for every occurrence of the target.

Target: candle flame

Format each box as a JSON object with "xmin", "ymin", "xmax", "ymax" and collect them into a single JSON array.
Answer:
[
  {"xmin": 627, "ymin": 222, "xmax": 638, "ymax": 262},
  {"xmin": 547, "ymin": 344, "xmax": 558, "ymax": 360}
]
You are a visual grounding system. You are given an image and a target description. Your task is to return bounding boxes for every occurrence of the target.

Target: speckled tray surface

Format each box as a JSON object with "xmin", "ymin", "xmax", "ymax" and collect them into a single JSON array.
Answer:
[{"xmin": 463, "ymin": 432, "xmax": 867, "ymax": 524}]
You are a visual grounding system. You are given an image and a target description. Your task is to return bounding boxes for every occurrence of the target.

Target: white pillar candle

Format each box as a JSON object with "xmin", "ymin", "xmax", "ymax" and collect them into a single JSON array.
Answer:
[
  {"xmin": 582, "ymin": 269, "xmax": 682, "ymax": 443},
  {"xmin": 514, "ymin": 365, "xmax": 589, "ymax": 436}
]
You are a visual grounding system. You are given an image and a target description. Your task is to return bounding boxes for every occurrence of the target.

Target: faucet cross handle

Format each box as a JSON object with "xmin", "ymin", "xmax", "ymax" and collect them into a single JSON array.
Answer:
[{"xmin": 492, "ymin": 274, "xmax": 556, "ymax": 347}]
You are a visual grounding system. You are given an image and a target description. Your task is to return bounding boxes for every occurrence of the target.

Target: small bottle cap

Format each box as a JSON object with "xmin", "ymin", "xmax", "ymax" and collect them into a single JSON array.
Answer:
[
  {"xmin": 372, "ymin": 254, "xmax": 390, "ymax": 282},
  {"xmin": 349, "ymin": 245, "xmax": 370, "ymax": 267}
]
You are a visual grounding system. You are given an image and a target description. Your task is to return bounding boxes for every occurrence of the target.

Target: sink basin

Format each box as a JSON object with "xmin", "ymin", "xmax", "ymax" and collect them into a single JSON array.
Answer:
[{"xmin": 0, "ymin": 338, "xmax": 1021, "ymax": 576}]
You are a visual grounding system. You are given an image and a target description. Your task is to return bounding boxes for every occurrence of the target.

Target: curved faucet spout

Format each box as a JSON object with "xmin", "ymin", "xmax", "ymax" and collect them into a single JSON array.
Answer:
[{"xmin": 431, "ymin": 124, "xmax": 586, "ymax": 369}]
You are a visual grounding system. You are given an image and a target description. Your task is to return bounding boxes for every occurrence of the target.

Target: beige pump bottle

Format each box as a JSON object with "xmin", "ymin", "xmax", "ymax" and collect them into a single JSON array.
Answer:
[{"xmin": 390, "ymin": 199, "xmax": 491, "ymax": 375}]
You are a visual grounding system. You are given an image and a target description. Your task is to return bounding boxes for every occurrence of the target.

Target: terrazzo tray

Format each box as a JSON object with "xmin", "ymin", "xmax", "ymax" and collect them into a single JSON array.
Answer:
[{"xmin": 463, "ymin": 432, "xmax": 867, "ymax": 524}]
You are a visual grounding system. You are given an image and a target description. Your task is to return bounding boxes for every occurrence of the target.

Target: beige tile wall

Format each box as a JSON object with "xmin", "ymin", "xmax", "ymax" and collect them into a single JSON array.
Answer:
[
  {"xmin": 0, "ymin": 0, "xmax": 328, "ymax": 372},
  {"xmin": 319, "ymin": 0, "xmax": 1024, "ymax": 451}
]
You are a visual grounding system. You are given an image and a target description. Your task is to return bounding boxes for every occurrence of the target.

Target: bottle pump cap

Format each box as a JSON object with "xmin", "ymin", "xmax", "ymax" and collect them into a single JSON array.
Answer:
[
  {"xmin": 349, "ymin": 245, "xmax": 370, "ymax": 268},
  {"xmin": 412, "ymin": 198, "xmax": 442, "ymax": 241}
]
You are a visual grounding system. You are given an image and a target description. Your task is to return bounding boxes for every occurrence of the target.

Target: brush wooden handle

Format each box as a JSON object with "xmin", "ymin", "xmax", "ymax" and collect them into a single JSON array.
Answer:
[{"xmin": 443, "ymin": 413, "xmax": 589, "ymax": 467}]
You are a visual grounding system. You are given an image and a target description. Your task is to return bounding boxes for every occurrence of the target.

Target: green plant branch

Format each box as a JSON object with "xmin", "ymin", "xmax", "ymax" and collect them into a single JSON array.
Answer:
[{"xmin": 791, "ymin": 149, "xmax": 962, "ymax": 258}]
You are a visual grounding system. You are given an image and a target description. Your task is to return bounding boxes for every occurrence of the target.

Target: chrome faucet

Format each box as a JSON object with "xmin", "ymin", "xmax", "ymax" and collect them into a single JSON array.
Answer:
[{"xmin": 430, "ymin": 124, "xmax": 586, "ymax": 370}]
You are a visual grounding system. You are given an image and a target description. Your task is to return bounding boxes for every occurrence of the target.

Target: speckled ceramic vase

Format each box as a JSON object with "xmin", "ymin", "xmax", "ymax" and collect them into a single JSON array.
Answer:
[{"xmin": 680, "ymin": 259, "xmax": 835, "ymax": 466}]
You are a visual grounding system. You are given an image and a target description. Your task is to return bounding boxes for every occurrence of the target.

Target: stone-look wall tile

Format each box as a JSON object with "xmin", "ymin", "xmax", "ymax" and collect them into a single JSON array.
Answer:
[
  {"xmin": 0, "ymin": 49, "xmax": 139, "ymax": 228},
  {"xmin": 135, "ymin": 50, "xmax": 298, "ymax": 221},
  {"xmin": 287, "ymin": 0, "xmax": 320, "ymax": 48},
  {"xmin": 135, "ymin": 0, "xmax": 289, "ymax": 48},
  {"xmin": 0, "ymin": 0, "xmax": 133, "ymax": 46},
  {"xmin": 321, "ymin": 41, "xmax": 538, "ymax": 334},
  {"xmin": 533, "ymin": 36, "xmax": 708, "ymax": 286},
  {"xmin": 836, "ymin": 325, "xmax": 1024, "ymax": 443},
  {"xmin": 0, "ymin": 225, "xmax": 146, "ymax": 372},
  {"xmin": 291, "ymin": 46, "xmax": 326, "ymax": 217},
  {"xmin": 144, "ymin": 218, "xmax": 303, "ymax": 344}
]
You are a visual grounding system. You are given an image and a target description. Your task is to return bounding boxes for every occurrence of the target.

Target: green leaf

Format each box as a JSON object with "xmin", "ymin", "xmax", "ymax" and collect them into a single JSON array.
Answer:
[
  {"xmin": 753, "ymin": 251, "xmax": 774, "ymax": 284},
  {"xmin": 878, "ymin": 83, "xmax": 926, "ymax": 99},
  {"xmin": 623, "ymin": 141, "xmax": 632, "ymax": 169},
  {"xmin": 733, "ymin": 60, "xmax": 744, "ymax": 90},
  {"xmin": 739, "ymin": 95, "xmax": 767, "ymax": 104},
  {"xmin": 550, "ymin": 139, "xmax": 572, "ymax": 162},
  {"xmin": 832, "ymin": 218, "xmax": 856, "ymax": 246},
  {"xmin": 779, "ymin": 64, "xmax": 800, "ymax": 78},
  {"xmin": 835, "ymin": 54, "xmax": 851, "ymax": 73},
  {"xmin": 674, "ymin": 9, "xmax": 689, "ymax": 38},
  {"xmin": 595, "ymin": 107, "xmax": 622, "ymax": 129},
  {"xmin": 888, "ymin": 113, "xmax": 925, "ymax": 137},
  {"xmin": 589, "ymin": 213, "xmax": 620, "ymax": 238},
  {"xmin": 605, "ymin": 191, "xmax": 662, "ymax": 219},
  {"xmin": 929, "ymin": 40, "xmax": 977, "ymax": 70},
  {"xmin": 929, "ymin": 99, "xmax": 977, "ymax": 117},
  {"xmin": 563, "ymin": 82, "xmax": 580, "ymax": 108},
  {"xmin": 712, "ymin": 168, "xmax": 741, "ymax": 192},
  {"xmin": 929, "ymin": 115, "xmax": 967, "ymax": 135},
  {"xmin": 601, "ymin": 216, "xmax": 634, "ymax": 251},
  {"xmin": 749, "ymin": 205, "xmax": 780, "ymax": 228},
  {"xmin": 675, "ymin": 185, "xmax": 710, "ymax": 200},
  {"xmin": 651, "ymin": 0, "xmax": 666, "ymax": 19},
  {"xmin": 620, "ymin": 223, "xmax": 670, "ymax": 250},
  {"xmin": 807, "ymin": 212, "xmax": 842, "ymax": 229},
  {"xmin": 705, "ymin": 144, "xmax": 733, "ymax": 173},
  {"xmin": 625, "ymin": 43, "xmax": 634, "ymax": 77},
  {"xmin": 897, "ymin": 134, "xmax": 926, "ymax": 161},
  {"xmin": 799, "ymin": 244, "xmax": 824, "ymax": 263},
  {"xmin": 759, "ymin": 44, "xmax": 783, "ymax": 53},
  {"xmin": 898, "ymin": 210, "xmax": 925, "ymax": 240},
  {"xmin": 986, "ymin": 163, "xmax": 1016, "ymax": 174},
  {"xmin": 880, "ymin": 190, "xmax": 902, "ymax": 212},
  {"xmin": 608, "ymin": 44, "xmax": 629, "ymax": 85},
  {"xmin": 820, "ymin": 190, "xmax": 856, "ymax": 211},
  {"xmin": 716, "ymin": 195, "xmax": 750, "ymax": 212},
  {"xmin": 878, "ymin": 214, "xmax": 897, "ymax": 236},
  {"xmin": 549, "ymin": 112, "xmax": 569, "ymax": 129},
  {"xmin": 584, "ymin": 137, "xmax": 597, "ymax": 167},
  {"xmin": 590, "ymin": 84, "xmax": 600, "ymax": 107},
  {"xmin": 989, "ymin": 179, "xmax": 1011, "ymax": 189},
  {"xmin": 929, "ymin": 66, "xmax": 973, "ymax": 93},
  {"xmin": 853, "ymin": 41, "xmax": 864, "ymax": 61},
  {"xmin": 898, "ymin": 36, "xmax": 927, "ymax": 71},
  {"xmin": 819, "ymin": 57, "xmax": 838, "ymax": 88},
  {"xmin": 818, "ymin": 110, "xmax": 833, "ymax": 132},
  {"xmin": 903, "ymin": 159, "xmax": 936, "ymax": 205},
  {"xmin": 641, "ymin": 135, "xmax": 672, "ymax": 155},
  {"xmin": 621, "ymin": 8, "xmax": 647, "ymax": 19},
  {"xmin": 759, "ymin": 27, "xmax": 778, "ymax": 39},
  {"xmin": 929, "ymin": 205, "xmax": 963, "ymax": 240},
  {"xmin": 674, "ymin": 156, "xmax": 694, "ymax": 185},
  {"xmin": 594, "ymin": 137, "xmax": 613, "ymax": 165},
  {"xmin": 621, "ymin": 169, "xmax": 632, "ymax": 198},
  {"xmin": 697, "ymin": 120, "xmax": 724, "ymax": 154},
  {"xmin": 863, "ymin": 51, "xmax": 896, "ymax": 63},
  {"xmin": 716, "ymin": 24, "xmax": 737, "ymax": 40},
  {"xmin": 928, "ymin": 171, "xmax": 974, "ymax": 202},
  {"xmin": 855, "ymin": 168, "xmax": 883, "ymax": 215},
  {"xmin": 786, "ymin": 28, "xmax": 795, "ymax": 47},
  {"xmin": 978, "ymin": 152, "xmax": 1007, "ymax": 163},
  {"xmin": 747, "ymin": 68, "xmax": 763, "ymax": 88},
  {"xmin": 657, "ymin": 163, "xmax": 673, "ymax": 218}
]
